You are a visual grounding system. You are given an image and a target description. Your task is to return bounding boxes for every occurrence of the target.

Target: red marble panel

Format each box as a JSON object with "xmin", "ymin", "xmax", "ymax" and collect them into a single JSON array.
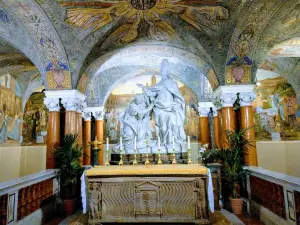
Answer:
[
  {"xmin": 294, "ymin": 191, "xmax": 300, "ymax": 225},
  {"xmin": 250, "ymin": 176, "xmax": 286, "ymax": 219},
  {"xmin": 0, "ymin": 194, "xmax": 8, "ymax": 225},
  {"xmin": 17, "ymin": 178, "xmax": 54, "ymax": 221}
]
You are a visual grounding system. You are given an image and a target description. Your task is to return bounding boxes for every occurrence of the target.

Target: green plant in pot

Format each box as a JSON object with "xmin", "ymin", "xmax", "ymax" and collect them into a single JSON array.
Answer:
[
  {"xmin": 217, "ymin": 127, "xmax": 252, "ymax": 215},
  {"xmin": 54, "ymin": 134, "xmax": 84, "ymax": 216}
]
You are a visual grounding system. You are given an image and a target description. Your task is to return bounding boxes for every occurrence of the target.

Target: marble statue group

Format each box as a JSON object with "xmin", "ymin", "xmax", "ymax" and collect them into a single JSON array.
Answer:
[{"xmin": 119, "ymin": 59, "xmax": 186, "ymax": 153}]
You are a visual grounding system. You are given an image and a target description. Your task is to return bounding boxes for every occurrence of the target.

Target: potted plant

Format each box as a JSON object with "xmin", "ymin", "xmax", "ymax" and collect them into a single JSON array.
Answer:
[
  {"xmin": 217, "ymin": 127, "xmax": 252, "ymax": 215},
  {"xmin": 54, "ymin": 134, "xmax": 84, "ymax": 215}
]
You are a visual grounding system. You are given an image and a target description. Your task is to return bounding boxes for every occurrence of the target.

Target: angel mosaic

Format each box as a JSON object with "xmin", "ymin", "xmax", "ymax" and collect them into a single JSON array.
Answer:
[{"xmin": 63, "ymin": 0, "xmax": 228, "ymax": 44}]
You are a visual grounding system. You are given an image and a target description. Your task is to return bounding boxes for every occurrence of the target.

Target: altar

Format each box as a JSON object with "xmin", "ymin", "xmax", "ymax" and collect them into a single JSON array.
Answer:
[{"xmin": 83, "ymin": 164, "xmax": 213, "ymax": 224}]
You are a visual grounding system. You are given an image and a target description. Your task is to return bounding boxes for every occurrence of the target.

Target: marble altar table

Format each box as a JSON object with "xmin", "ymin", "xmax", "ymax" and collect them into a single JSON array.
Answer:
[{"xmin": 83, "ymin": 164, "xmax": 213, "ymax": 224}]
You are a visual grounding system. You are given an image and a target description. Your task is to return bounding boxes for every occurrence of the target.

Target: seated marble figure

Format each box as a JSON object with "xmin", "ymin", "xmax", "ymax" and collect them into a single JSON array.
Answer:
[{"xmin": 118, "ymin": 94, "xmax": 154, "ymax": 153}]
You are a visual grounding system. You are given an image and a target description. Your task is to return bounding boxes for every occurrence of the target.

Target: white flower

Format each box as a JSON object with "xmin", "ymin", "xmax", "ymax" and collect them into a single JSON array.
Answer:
[{"xmin": 199, "ymin": 147, "xmax": 206, "ymax": 153}]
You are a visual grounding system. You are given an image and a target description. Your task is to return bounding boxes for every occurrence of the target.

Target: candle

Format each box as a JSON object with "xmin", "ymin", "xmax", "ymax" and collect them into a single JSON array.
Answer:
[
  {"xmin": 172, "ymin": 136, "xmax": 175, "ymax": 150},
  {"xmin": 120, "ymin": 137, "xmax": 123, "ymax": 150},
  {"xmin": 106, "ymin": 137, "xmax": 109, "ymax": 151},
  {"xmin": 134, "ymin": 136, "xmax": 137, "ymax": 150},
  {"xmin": 158, "ymin": 136, "xmax": 161, "ymax": 149},
  {"xmin": 188, "ymin": 136, "xmax": 190, "ymax": 149}
]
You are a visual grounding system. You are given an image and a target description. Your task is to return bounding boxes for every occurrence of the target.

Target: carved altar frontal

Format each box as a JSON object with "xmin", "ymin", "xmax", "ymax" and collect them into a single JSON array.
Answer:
[{"xmin": 86, "ymin": 165, "xmax": 210, "ymax": 224}]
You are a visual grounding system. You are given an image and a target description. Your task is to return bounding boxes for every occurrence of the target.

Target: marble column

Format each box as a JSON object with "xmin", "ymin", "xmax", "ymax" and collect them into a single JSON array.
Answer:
[
  {"xmin": 44, "ymin": 96, "xmax": 60, "ymax": 169},
  {"xmin": 198, "ymin": 102, "xmax": 213, "ymax": 148},
  {"xmin": 61, "ymin": 90, "xmax": 86, "ymax": 136},
  {"xmin": 83, "ymin": 112, "xmax": 92, "ymax": 165},
  {"xmin": 94, "ymin": 109, "xmax": 104, "ymax": 165},
  {"xmin": 220, "ymin": 93, "xmax": 237, "ymax": 148},
  {"xmin": 213, "ymin": 109, "xmax": 220, "ymax": 149},
  {"xmin": 76, "ymin": 101, "xmax": 84, "ymax": 146},
  {"xmin": 240, "ymin": 92, "xmax": 257, "ymax": 166},
  {"xmin": 217, "ymin": 109, "xmax": 223, "ymax": 147}
]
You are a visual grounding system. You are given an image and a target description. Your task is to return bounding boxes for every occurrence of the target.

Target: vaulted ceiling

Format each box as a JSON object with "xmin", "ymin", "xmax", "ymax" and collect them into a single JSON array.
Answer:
[{"xmin": 0, "ymin": 0, "xmax": 299, "ymax": 105}]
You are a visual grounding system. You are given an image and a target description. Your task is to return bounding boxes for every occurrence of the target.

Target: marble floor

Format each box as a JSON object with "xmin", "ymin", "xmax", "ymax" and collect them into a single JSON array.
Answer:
[
  {"xmin": 237, "ymin": 214, "xmax": 264, "ymax": 225},
  {"xmin": 43, "ymin": 210, "xmax": 264, "ymax": 225}
]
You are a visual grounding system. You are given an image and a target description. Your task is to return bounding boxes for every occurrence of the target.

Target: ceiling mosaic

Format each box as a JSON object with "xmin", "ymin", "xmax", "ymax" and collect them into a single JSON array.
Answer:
[
  {"xmin": 64, "ymin": 0, "xmax": 228, "ymax": 45},
  {"xmin": 0, "ymin": 0, "xmax": 300, "ymax": 105}
]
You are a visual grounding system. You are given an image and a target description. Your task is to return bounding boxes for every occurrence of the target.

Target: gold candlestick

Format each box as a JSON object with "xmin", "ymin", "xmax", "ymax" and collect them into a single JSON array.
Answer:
[
  {"xmin": 188, "ymin": 148, "xmax": 192, "ymax": 164},
  {"xmin": 119, "ymin": 147, "xmax": 123, "ymax": 166},
  {"xmin": 133, "ymin": 148, "xmax": 138, "ymax": 166},
  {"xmin": 145, "ymin": 138, "xmax": 150, "ymax": 166},
  {"xmin": 172, "ymin": 148, "xmax": 177, "ymax": 164},
  {"xmin": 157, "ymin": 148, "xmax": 162, "ymax": 164},
  {"xmin": 105, "ymin": 148, "xmax": 110, "ymax": 166}
]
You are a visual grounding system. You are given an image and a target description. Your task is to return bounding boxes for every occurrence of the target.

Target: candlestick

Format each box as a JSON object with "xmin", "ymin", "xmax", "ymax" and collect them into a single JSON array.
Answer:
[
  {"xmin": 119, "ymin": 138, "xmax": 123, "ymax": 166},
  {"xmin": 172, "ymin": 137, "xmax": 177, "ymax": 164},
  {"xmin": 145, "ymin": 138, "xmax": 150, "ymax": 166},
  {"xmin": 157, "ymin": 148, "xmax": 162, "ymax": 164},
  {"xmin": 188, "ymin": 136, "xmax": 190, "ymax": 149},
  {"xmin": 105, "ymin": 137, "xmax": 110, "ymax": 166},
  {"xmin": 157, "ymin": 137, "xmax": 162, "ymax": 164},
  {"xmin": 188, "ymin": 148, "xmax": 192, "ymax": 164},
  {"xmin": 107, "ymin": 137, "xmax": 109, "ymax": 150},
  {"xmin": 133, "ymin": 137, "xmax": 138, "ymax": 166}
]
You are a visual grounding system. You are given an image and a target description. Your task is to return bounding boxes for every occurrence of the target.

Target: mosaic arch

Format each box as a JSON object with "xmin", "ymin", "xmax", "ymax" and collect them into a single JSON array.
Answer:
[
  {"xmin": 80, "ymin": 45, "xmax": 213, "ymax": 106},
  {"xmin": 0, "ymin": 1, "xmax": 71, "ymax": 90},
  {"xmin": 80, "ymin": 45, "xmax": 211, "ymax": 89},
  {"xmin": 85, "ymin": 65, "xmax": 213, "ymax": 108},
  {"xmin": 0, "ymin": 7, "xmax": 45, "ymax": 85}
]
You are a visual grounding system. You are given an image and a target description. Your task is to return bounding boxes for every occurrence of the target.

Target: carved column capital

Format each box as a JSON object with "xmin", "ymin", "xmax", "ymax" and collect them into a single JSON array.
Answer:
[
  {"xmin": 220, "ymin": 93, "xmax": 237, "ymax": 107},
  {"xmin": 44, "ymin": 97, "xmax": 60, "ymax": 112},
  {"xmin": 239, "ymin": 92, "xmax": 256, "ymax": 107},
  {"xmin": 76, "ymin": 100, "xmax": 85, "ymax": 113},
  {"xmin": 83, "ymin": 112, "xmax": 92, "ymax": 121},
  {"xmin": 198, "ymin": 102, "xmax": 215, "ymax": 117},
  {"xmin": 45, "ymin": 90, "xmax": 86, "ymax": 112},
  {"xmin": 212, "ymin": 97, "xmax": 222, "ymax": 110},
  {"xmin": 93, "ymin": 111, "xmax": 104, "ymax": 120},
  {"xmin": 61, "ymin": 97, "xmax": 78, "ymax": 111},
  {"xmin": 212, "ymin": 85, "xmax": 255, "ymax": 108}
]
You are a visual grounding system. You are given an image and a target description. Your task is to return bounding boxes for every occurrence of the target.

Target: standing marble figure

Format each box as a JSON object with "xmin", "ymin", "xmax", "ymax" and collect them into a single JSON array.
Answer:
[{"xmin": 137, "ymin": 59, "xmax": 186, "ymax": 153}]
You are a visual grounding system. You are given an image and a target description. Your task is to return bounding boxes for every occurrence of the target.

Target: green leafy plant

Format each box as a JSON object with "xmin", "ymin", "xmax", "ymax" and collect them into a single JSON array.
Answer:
[
  {"xmin": 218, "ymin": 127, "xmax": 253, "ymax": 198},
  {"xmin": 54, "ymin": 134, "xmax": 84, "ymax": 199}
]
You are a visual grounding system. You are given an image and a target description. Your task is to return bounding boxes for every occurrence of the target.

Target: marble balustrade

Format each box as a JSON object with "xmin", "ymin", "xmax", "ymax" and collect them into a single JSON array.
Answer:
[
  {"xmin": 244, "ymin": 166, "xmax": 300, "ymax": 225},
  {"xmin": 0, "ymin": 169, "xmax": 58, "ymax": 225}
]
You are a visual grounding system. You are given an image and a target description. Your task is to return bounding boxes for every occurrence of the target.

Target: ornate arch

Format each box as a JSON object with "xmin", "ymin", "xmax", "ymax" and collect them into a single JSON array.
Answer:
[{"xmin": 81, "ymin": 45, "xmax": 214, "ymax": 107}]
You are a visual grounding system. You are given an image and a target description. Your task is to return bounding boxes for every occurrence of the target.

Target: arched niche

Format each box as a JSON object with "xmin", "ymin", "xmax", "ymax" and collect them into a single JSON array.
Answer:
[{"xmin": 93, "ymin": 74, "xmax": 212, "ymax": 143}]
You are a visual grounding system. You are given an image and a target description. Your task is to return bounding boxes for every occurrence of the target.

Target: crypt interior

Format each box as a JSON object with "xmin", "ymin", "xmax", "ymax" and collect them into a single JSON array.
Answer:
[{"xmin": 0, "ymin": 0, "xmax": 300, "ymax": 224}]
